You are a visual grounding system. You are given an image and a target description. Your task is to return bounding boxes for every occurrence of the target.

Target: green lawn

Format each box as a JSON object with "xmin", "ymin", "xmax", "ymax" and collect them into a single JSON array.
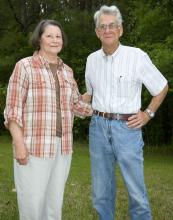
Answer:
[{"xmin": 0, "ymin": 136, "xmax": 173, "ymax": 220}]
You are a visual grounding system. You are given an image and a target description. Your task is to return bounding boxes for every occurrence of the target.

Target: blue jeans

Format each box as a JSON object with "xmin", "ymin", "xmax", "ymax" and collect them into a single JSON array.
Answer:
[{"xmin": 89, "ymin": 115, "xmax": 152, "ymax": 220}]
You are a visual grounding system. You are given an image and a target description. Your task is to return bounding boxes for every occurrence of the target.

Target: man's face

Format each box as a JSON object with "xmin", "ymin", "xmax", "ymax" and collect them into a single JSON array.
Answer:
[{"xmin": 95, "ymin": 14, "xmax": 123, "ymax": 48}]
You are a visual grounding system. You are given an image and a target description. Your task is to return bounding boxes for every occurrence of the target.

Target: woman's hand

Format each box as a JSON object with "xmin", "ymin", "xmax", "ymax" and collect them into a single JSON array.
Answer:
[
  {"xmin": 82, "ymin": 93, "xmax": 92, "ymax": 103},
  {"xmin": 9, "ymin": 121, "xmax": 29, "ymax": 165},
  {"xmin": 14, "ymin": 142, "xmax": 29, "ymax": 165}
]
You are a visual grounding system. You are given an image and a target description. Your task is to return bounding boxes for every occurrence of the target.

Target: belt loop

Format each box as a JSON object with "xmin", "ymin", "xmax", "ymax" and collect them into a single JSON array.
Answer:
[
  {"xmin": 117, "ymin": 113, "xmax": 120, "ymax": 120},
  {"xmin": 103, "ymin": 112, "xmax": 105, "ymax": 118}
]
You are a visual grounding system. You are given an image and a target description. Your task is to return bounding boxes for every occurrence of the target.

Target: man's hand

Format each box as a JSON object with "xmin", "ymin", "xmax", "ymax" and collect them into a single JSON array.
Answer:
[{"xmin": 127, "ymin": 111, "xmax": 150, "ymax": 129}]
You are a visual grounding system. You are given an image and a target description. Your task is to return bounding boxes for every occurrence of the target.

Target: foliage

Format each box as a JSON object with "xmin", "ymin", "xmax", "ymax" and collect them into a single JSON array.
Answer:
[
  {"xmin": 0, "ymin": 0, "xmax": 172, "ymax": 144},
  {"xmin": 0, "ymin": 85, "xmax": 7, "ymax": 134},
  {"xmin": 127, "ymin": 0, "xmax": 173, "ymax": 145}
]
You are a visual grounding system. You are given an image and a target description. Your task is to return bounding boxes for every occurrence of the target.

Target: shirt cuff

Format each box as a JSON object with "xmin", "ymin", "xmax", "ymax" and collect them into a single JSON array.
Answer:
[{"xmin": 4, "ymin": 107, "xmax": 23, "ymax": 129}]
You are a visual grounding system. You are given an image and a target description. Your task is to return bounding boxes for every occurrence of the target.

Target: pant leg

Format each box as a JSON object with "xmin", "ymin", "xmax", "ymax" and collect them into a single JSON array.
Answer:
[
  {"xmin": 89, "ymin": 115, "xmax": 116, "ymax": 220},
  {"xmin": 111, "ymin": 120, "xmax": 152, "ymax": 220},
  {"xmin": 42, "ymin": 137, "xmax": 72, "ymax": 220},
  {"xmin": 14, "ymin": 155, "xmax": 54, "ymax": 220}
]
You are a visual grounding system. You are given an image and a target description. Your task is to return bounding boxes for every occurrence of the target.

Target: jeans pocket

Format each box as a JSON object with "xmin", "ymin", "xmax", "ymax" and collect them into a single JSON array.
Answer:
[
  {"xmin": 121, "ymin": 120, "xmax": 141, "ymax": 132},
  {"xmin": 89, "ymin": 115, "xmax": 97, "ymax": 127}
]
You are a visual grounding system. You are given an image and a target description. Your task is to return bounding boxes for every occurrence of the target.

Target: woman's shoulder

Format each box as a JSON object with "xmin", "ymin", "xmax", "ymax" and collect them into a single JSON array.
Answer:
[
  {"xmin": 16, "ymin": 53, "xmax": 44, "ymax": 69},
  {"xmin": 63, "ymin": 63, "xmax": 73, "ymax": 74},
  {"xmin": 16, "ymin": 56, "xmax": 33, "ymax": 67}
]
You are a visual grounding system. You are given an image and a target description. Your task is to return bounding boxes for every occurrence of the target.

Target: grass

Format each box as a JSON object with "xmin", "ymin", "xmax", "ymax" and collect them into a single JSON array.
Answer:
[{"xmin": 0, "ymin": 135, "xmax": 173, "ymax": 220}]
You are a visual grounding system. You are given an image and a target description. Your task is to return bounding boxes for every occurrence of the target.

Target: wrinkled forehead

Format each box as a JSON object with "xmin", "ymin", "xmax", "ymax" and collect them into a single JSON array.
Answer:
[{"xmin": 98, "ymin": 14, "xmax": 118, "ymax": 25}]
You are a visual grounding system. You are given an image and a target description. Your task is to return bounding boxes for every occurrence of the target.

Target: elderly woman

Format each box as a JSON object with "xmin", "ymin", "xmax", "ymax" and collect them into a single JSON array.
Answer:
[{"xmin": 4, "ymin": 20, "xmax": 92, "ymax": 220}]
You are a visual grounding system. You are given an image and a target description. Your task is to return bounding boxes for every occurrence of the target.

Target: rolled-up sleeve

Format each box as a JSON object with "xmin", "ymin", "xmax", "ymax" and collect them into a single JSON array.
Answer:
[{"xmin": 4, "ymin": 61, "xmax": 28, "ymax": 128}]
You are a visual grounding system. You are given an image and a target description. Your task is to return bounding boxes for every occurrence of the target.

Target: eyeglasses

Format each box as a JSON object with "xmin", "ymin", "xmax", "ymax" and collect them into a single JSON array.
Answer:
[{"xmin": 98, "ymin": 23, "xmax": 119, "ymax": 31}]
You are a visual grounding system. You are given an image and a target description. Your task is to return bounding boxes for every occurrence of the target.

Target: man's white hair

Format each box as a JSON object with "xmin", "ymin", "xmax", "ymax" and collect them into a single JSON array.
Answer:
[{"xmin": 94, "ymin": 5, "xmax": 123, "ymax": 28}]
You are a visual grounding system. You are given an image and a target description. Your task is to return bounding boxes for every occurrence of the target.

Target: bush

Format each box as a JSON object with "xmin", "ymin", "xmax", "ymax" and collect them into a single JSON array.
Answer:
[{"xmin": 0, "ymin": 84, "xmax": 7, "ymax": 134}]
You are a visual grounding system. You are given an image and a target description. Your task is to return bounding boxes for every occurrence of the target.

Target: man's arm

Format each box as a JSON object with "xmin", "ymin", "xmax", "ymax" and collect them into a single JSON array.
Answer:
[
  {"xmin": 9, "ymin": 121, "xmax": 28, "ymax": 165},
  {"xmin": 128, "ymin": 84, "xmax": 168, "ymax": 128}
]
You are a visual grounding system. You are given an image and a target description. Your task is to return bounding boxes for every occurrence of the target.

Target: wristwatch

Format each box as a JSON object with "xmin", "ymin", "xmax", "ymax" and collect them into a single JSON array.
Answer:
[{"xmin": 145, "ymin": 108, "xmax": 155, "ymax": 118}]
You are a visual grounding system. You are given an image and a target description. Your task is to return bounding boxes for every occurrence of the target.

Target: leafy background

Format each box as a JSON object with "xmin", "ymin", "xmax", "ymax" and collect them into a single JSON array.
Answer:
[{"xmin": 0, "ymin": 0, "xmax": 173, "ymax": 145}]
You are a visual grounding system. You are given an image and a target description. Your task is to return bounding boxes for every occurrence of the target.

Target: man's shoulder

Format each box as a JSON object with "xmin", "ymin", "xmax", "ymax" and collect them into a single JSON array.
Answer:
[
  {"xmin": 121, "ymin": 45, "xmax": 146, "ymax": 56},
  {"xmin": 121, "ymin": 45, "xmax": 146, "ymax": 55},
  {"xmin": 87, "ymin": 49, "xmax": 102, "ymax": 60}
]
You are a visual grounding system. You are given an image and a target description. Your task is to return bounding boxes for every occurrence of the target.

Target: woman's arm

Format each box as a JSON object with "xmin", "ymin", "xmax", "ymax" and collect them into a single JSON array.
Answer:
[
  {"xmin": 9, "ymin": 121, "xmax": 29, "ymax": 165},
  {"xmin": 4, "ymin": 61, "xmax": 29, "ymax": 165},
  {"xmin": 72, "ymin": 80, "xmax": 93, "ymax": 118}
]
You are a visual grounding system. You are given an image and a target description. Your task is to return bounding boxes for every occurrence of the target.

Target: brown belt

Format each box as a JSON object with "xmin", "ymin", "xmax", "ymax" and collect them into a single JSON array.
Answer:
[{"xmin": 93, "ymin": 110, "xmax": 134, "ymax": 121}]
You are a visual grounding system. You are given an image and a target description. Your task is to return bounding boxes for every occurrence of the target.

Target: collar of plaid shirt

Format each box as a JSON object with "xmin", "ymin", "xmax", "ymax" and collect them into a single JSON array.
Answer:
[{"xmin": 32, "ymin": 51, "xmax": 63, "ymax": 69}]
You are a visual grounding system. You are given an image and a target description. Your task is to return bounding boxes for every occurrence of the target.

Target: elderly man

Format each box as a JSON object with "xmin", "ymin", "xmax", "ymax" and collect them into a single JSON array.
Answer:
[{"xmin": 84, "ymin": 5, "xmax": 168, "ymax": 220}]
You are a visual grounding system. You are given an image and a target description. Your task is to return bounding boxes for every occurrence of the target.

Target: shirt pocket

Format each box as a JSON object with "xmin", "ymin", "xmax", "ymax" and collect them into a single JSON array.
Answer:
[
  {"xmin": 63, "ymin": 79, "xmax": 73, "ymax": 97},
  {"xmin": 27, "ymin": 79, "xmax": 54, "ymax": 107},
  {"xmin": 31, "ymin": 80, "xmax": 46, "ymax": 89},
  {"xmin": 60, "ymin": 79, "xmax": 73, "ymax": 109},
  {"xmin": 31, "ymin": 79, "xmax": 53, "ymax": 89},
  {"xmin": 116, "ymin": 76, "xmax": 138, "ymax": 98}
]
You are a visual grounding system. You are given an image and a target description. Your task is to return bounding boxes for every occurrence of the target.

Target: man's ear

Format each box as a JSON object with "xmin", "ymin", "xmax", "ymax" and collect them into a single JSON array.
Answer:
[
  {"xmin": 95, "ymin": 28, "xmax": 100, "ymax": 39},
  {"xmin": 119, "ymin": 26, "xmax": 123, "ymax": 37}
]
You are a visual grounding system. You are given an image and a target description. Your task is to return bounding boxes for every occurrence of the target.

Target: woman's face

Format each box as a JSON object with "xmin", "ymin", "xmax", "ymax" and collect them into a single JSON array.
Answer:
[{"xmin": 39, "ymin": 24, "xmax": 63, "ymax": 56}]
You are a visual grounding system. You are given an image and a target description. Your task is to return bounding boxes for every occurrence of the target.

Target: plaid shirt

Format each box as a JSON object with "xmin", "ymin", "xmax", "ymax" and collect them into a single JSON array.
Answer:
[{"xmin": 4, "ymin": 52, "xmax": 92, "ymax": 157}]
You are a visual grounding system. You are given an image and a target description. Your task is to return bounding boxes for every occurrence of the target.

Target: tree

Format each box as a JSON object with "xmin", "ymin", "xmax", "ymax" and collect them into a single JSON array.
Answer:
[{"xmin": 0, "ymin": 0, "xmax": 172, "ymax": 144}]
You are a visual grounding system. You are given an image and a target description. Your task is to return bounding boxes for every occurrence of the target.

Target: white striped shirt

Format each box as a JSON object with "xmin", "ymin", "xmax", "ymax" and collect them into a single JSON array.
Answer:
[{"xmin": 85, "ymin": 44, "xmax": 167, "ymax": 114}]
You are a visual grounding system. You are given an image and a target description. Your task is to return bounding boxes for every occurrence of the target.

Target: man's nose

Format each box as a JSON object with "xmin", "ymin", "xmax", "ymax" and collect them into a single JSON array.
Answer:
[{"xmin": 104, "ymin": 26, "xmax": 110, "ymax": 32}]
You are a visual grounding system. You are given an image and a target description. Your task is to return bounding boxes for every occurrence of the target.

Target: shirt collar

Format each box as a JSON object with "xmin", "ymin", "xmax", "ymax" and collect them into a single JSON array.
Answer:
[
  {"xmin": 101, "ymin": 43, "xmax": 122, "ymax": 60},
  {"xmin": 31, "ymin": 51, "xmax": 63, "ymax": 69}
]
